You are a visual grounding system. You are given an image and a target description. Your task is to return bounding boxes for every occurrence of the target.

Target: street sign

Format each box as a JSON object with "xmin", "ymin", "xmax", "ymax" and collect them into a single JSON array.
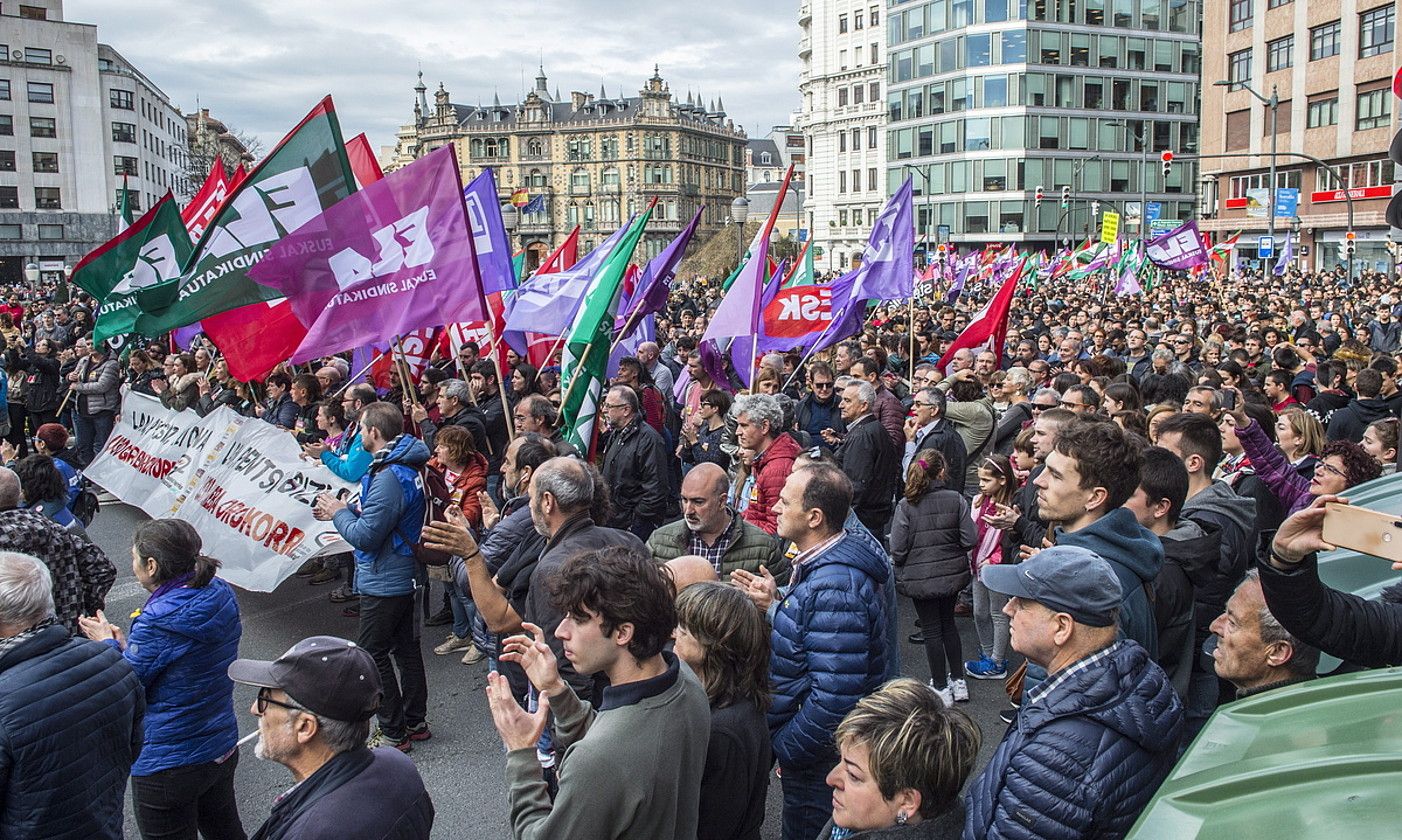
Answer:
[
  {"xmin": 1276, "ymin": 188, "xmax": 1300, "ymax": 218},
  {"xmin": 936, "ymin": 224, "xmax": 951, "ymax": 243},
  {"xmin": 1258, "ymin": 235, "xmax": 1275, "ymax": 259},
  {"xmin": 797, "ymin": 228, "xmax": 808, "ymax": 242},
  {"xmin": 1100, "ymin": 211, "xmax": 1120, "ymax": 244},
  {"xmin": 1150, "ymin": 219, "xmax": 1178, "ymax": 234},
  {"xmin": 1146, "ymin": 202, "xmax": 1163, "ymax": 223},
  {"xmin": 1125, "ymin": 201, "xmax": 1142, "ymax": 223}
]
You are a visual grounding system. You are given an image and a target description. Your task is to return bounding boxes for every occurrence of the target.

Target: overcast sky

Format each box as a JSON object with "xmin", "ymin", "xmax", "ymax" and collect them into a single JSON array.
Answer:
[{"xmin": 67, "ymin": 0, "xmax": 801, "ymax": 155}]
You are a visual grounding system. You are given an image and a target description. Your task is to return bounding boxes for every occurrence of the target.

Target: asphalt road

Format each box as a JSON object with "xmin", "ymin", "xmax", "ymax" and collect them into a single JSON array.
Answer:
[{"xmin": 90, "ymin": 502, "xmax": 1009, "ymax": 839}]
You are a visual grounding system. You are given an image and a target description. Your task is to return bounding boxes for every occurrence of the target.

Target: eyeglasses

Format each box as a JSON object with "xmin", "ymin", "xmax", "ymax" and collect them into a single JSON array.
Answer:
[
  {"xmin": 1060, "ymin": 400, "xmax": 1086, "ymax": 408},
  {"xmin": 1031, "ymin": 403, "xmax": 1057, "ymax": 411},
  {"xmin": 602, "ymin": 402, "xmax": 626, "ymax": 410},
  {"xmin": 255, "ymin": 687, "xmax": 308, "ymax": 716},
  {"xmin": 1317, "ymin": 460, "xmax": 1347, "ymax": 480},
  {"xmin": 911, "ymin": 401, "xmax": 935, "ymax": 409},
  {"xmin": 812, "ymin": 381, "xmax": 834, "ymax": 389}
]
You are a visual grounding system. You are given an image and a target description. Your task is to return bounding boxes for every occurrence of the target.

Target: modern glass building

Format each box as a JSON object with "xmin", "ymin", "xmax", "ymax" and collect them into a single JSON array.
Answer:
[{"xmin": 885, "ymin": 0, "xmax": 1202, "ymax": 251}]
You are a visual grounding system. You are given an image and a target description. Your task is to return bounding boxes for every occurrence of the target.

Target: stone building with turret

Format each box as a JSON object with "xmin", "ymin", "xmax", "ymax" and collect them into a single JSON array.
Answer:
[{"xmin": 387, "ymin": 65, "xmax": 748, "ymax": 269}]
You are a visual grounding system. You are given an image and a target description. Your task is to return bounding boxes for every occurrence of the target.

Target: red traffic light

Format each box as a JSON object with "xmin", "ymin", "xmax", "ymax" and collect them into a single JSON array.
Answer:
[{"xmin": 1160, "ymin": 151, "xmax": 1174, "ymax": 163}]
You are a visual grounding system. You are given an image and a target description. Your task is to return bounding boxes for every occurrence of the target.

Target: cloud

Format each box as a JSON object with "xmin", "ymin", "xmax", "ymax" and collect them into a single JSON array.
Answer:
[{"xmin": 66, "ymin": 0, "xmax": 800, "ymax": 151}]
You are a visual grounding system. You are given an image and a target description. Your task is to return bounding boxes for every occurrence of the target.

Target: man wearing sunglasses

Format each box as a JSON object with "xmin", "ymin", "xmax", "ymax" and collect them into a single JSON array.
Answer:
[{"xmin": 231, "ymin": 636, "xmax": 433, "ymax": 839}]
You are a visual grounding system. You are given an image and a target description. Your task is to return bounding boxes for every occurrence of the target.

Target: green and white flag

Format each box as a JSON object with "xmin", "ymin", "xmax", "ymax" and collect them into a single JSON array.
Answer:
[
  {"xmin": 70, "ymin": 191, "xmax": 193, "ymax": 348},
  {"xmin": 131, "ymin": 96, "xmax": 355, "ymax": 335},
  {"xmin": 116, "ymin": 174, "xmax": 134, "ymax": 234},
  {"xmin": 559, "ymin": 208, "xmax": 653, "ymax": 453}
]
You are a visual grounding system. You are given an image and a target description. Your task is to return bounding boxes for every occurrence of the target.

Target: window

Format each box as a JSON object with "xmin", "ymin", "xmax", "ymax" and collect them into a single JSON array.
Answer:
[
  {"xmin": 30, "ymin": 117, "xmax": 54, "ymax": 138},
  {"xmin": 871, "ymin": 43, "xmax": 879, "ymax": 63},
  {"xmin": 838, "ymin": 209, "xmax": 849, "ymax": 227},
  {"xmin": 853, "ymin": 83, "xmax": 864, "ymax": 104},
  {"xmin": 1311, "ymin": 21, "xmax": 1342, "ymax": 59},
  {"xmin": 1357, "ymin": 88, "xmax": 1391, "ymax": 130},
  {"xmin": 33, "ymin": 187, "xmax": 60, "ymax": 209},
  {"xmin": 868, "ymin": 167, "xmax": 877, "ymax": 191},
  {"xmin": 838, "ymin": 171, "xmax": 847, "ymax": 193},
  {"xmin": 0, "ymin": 187, "xmax": 16, "ymax": 209},
  {"xmin": 1267, "ymin": 36, "xmax": 1293, "ymax": 71},
  {"xmin": 31, "ymin": 152, "xmax": 57, "ymax": 173},
  {"xmin": 0, "ymin": 224, "xmax": 20, "ymax": 240},
  {"xmin": 870, "ymin": 7, "xmax": 878, "ymax": 26},
  {"xmin": 1318, "ymin": 158, "xmax": 1389, "ymax": 190},
  {"xmin": 0, "ymin": 81, "xmax": 8, "ymax": 102},
  {"xmin": 868, "ymin": 126, "xmax": 878, "ymax": 148},
  {"xmin": 0, "ymin": 115, "xmax": 11, "ymax": 136},
  {"xmin": 869, "ymin": 81, "xmax": 880, "ymax": 102},
  {"xmin": 25, "ymin": 82, "xmax": 52, "ymax": 104},
  {"xmin": 569, "ymin": 167, "xmax": 590, "ymax": 191},
  {"xmin": 114, "ymin": 155, "xmax": 137, "ymax": 176},
  {"xmin": 851, "ymin": 168, "xmax": 861, "ymax": 191},
  {"xmin": 1267, "ymin": 0, "xmax": 1290, "ymax": 7},
  {"xmin": 1229, "ymin": 0, "xmax": 1252, "ymax": 31},
  {"xmin": 115, "ymin": 189, "xmax": 140, "ymax": 212},
  {"xmin": 1360, "ymin": 6, "xmax": 1394, "ymax": 58},
  {"xmin": 839, "ymin": 132, "xmax": 847, "ymax": 152},
  {"xmin": 855, "ymin": 10, "xmax": 863, "ymax": 29},
  {"xmin": 112, "ymin": 121, "xmax": 135, "ymax": 143},
  {"xmin": 20, "ymin": 47, "xmax": 53, "ymax": 67},
  {"xmin": 18, "ymin": 5, "xmax": 48, "ymax": 19},
  {"xmin": 110, "ymin": 89, "xmax": 133, "ymax": 110},
  {"xmin": 37, "ymin": 224, "xmax": 62, "ymax": 240},
  {"xmin": 837, "ymin": 87, "xmax": 848, "ymax": 107},
  {"xmin": 839, "ymin": 14, "xmax": 848, "ymax": 33},
  {"xmin": 0, "ymin": 151, "xmax": 12, "ymax": 172},
  {"xmin": 1228, "ymin": 49, "xmax": 1252, "ymax": 89},
  {"xmin": 1307, "ymin": 97, "xmax": 1339, "ymax": 127}
]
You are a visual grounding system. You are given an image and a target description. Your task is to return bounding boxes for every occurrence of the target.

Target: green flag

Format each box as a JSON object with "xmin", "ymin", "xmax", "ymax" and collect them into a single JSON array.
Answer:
[
  {"xmin": 116, "ymin": 174, "xmax": 133, "ymax": 233},
  {"xmin": 71, "ymin": 191, "xmax": 193, "ymax": 348},
  {"xmin": 131, "ymin": 96, "xmax": 355, "ymax": 335},
  {"xmin": 784, "ymin": 241, "xmax": 815, "ymax": 289},
  {"xmin": 559, "ymin": 208, "xmax": 653, "ymax": 453}
]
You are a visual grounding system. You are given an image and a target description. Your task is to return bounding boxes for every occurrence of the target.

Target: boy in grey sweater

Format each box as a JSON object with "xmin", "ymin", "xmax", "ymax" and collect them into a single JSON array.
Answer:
[{"xmin": 486, "ymin": 546, "xmax": 711, "ymax": 840}]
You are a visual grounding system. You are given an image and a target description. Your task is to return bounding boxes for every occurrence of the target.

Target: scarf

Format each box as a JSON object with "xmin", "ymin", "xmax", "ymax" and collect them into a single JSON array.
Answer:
[{"xmin": 0, "ymin": 616, "xmax": 56, "ymax": 660}]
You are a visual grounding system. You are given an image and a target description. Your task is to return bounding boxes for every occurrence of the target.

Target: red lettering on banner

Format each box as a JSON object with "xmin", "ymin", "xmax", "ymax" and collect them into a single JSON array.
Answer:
[
  {"xmin": 1309, "ymin": 185, "xmax": 1392, "ymax": 204},
  {"xmin": 195, "ymin": 477, "xmax": 307, "ymax": 556},
  {"xmin": 762, "ymin": 286, "xmax": 834, "ymax": 339},
  {"xmin": 104, "ymin": 434, "xmax": 177, "ymax": 479}
]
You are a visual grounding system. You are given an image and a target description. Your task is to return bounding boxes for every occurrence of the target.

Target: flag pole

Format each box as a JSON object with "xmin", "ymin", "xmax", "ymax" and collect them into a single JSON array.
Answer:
[
  {"xmin": 908, "ymin": 295, "xmax": 916, "ymax": 381},
  {"xmin": 331, "ymin": 353, "xmax": 379, "ymax": 400},
  {"xmin": 392, "ymin": 337, "xmax": 420, "ymax": 409},
  {"xmin": 557, "ymin": 338, "xmax": 598, "ymax": 420},
  {"xmin": 481, "ymin": 328, "xmax": 516, "ymax": 440}
]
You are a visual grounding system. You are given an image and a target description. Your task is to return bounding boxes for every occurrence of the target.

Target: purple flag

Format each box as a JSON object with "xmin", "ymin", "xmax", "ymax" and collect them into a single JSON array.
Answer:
[
  {"xmin": 1273, "ymin": 233, "xmax": 1294, "ymax": 276},
  {"xmin": 702, "ymin": 228, "xmax": 769, "ymax": 389},
  {"xmin": 849, "ymin": 177, "xmax": 916, "ymax": 301},
  {"xmin": 616, "ymin": 206, "xmax": 703, "ymax": 337},
  {"xmin": 463, "ymin": 169, "xmax": 516, "ymax": 295},
  {"xmin": 248, "ymin": 145, "xmax": 484, "ymax": 364},
  {"xmin": 607, "ymin": 312, "xmax": 655, "ymax": 377},
  {"xmin": 172, "ymin": 324, "xmax": 201, "ymax": 350},
  {"xmin": 1145, "ymin": 220, "xmax": 1210, "ymax": 270},
  {"xmin": 503, "ymin": 217, "xmax": 634, "ymax": 355}
]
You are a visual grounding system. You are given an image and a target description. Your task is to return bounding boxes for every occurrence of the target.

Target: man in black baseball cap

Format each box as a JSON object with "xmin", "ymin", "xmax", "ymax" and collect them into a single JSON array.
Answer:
[
  {"xmin": 229, "ymin": 636, "xmax": 433, "ymax": 840},
  {"xmin": 963, "ymin": 547, "xmax": 1185, "ymax": 840}
]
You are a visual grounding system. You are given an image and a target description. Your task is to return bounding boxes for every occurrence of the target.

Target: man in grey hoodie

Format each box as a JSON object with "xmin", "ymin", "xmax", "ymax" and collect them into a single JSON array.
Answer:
[{"xmin": 1153, "ymin": 412, "xmax": 1257, "ymax": 736}]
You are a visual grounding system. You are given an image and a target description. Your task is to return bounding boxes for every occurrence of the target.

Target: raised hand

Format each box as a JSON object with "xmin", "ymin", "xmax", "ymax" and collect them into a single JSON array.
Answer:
[
  {"xmin": 499, "ymin": 621, "xmax": 564, "ymax": 697},
  {"xmin": 485, "ymin": 670, "xmax": 551, "ymax": 752}
]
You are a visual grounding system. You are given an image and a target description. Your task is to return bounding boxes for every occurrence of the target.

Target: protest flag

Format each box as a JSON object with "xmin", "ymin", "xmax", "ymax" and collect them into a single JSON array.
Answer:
[
  {"xmin": 701, "ymin": 218, "xmax": 769, "ymax": 390},
  {"xmin": 72, "ymin": 192, "xmax": 193, "ymax": 349},
  {"xmin": 616, "ymin": 206, "xmax": 704, "ymax": 342},
  {"xmin": 935, "ymin": 257, "xmax": 1026, "ymax": 374},
  {"xmin": 559, "ymin": 207, "xmax": 652, "ymax": 453},
  {"xmin": 181, "ymin": 162, "xmax": 228, "ymax": 241},
  {"xmin": 248, "ymin": 144, "xmax": 484, "ymax": 364},
  {"xmin": 131, "ymin": 96, "xmax": 356, "ymax": 335}
]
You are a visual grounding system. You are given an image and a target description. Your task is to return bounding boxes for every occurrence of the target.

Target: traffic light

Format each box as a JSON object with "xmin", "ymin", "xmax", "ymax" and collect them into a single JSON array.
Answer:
[
  {"xmin": 1161, "ymin": 151, "xmax": 1174, "ymax": 180},
  {"xmin": 1060, "ymin": 186, "xmax": 1071, "ymax": 209},
  {"xmin": 1346, "ymin": 230, "xmax": 1357, "ymax": 257},
  {"xmin": 1035, "ymin": 185, "xmax": 1044, "ymax": 208}
]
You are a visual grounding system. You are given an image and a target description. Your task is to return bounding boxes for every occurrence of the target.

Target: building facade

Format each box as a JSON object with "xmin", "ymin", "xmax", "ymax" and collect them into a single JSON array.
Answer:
[
  {"xmin": 884, "ymin": 0, "xmax": 1202, "ymax": 253},
  {"xmin": 798, "ymin": 0, "xmax": 888, "ymax": 272},
  {"xmin": 186, "ymin": 106, "xmax": 253, "ymax": 190},
  {"xmin": 0, "ymin": 0, "xmax": 186, "ymax": 286},
  {"xmin": 1199, "ymin": 0, "xmax": 1400, "ymax": 274},
  {"xmin": 387, "ymin": 66, "xmax": 747, "ymax": 269}
]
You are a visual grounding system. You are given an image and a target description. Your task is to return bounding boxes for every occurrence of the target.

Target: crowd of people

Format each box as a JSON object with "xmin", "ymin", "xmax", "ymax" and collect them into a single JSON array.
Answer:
[{"xmin": 3, "ymin": 257, "xmax": 1402, "ymax": 840}]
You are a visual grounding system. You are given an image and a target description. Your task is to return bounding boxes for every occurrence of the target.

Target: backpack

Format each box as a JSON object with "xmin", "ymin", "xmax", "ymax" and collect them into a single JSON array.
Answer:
[
  {"xmin": 72, "ymin": 488, "xmax": 99, "ymax": 527},
  {"xmin": 407, "ymin": 464, "xmax": 455, "ymax": 567}
]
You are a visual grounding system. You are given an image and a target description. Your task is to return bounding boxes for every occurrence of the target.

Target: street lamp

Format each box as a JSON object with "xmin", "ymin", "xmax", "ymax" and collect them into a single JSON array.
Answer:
[
  {"xmin": 731, "ymin": 195, "xmax": 750, "ymax": 271},
  {"xmin": 22, "ymin": 262, "xmax": 37, "ymax": 290},
  {"xmin": 1108, "ymin": 120, "xmax": 1149, "ymax": 241},
  {"xmin": 902, "ymin": 163, "xmax": 934, "ymax": 264},
  {"xmin": 1214, "ymin": 79, "xmax": 1279, "ymax": 266},
  {"xmin": 499, "ymin": 203, "xmax": 520, "ymax": 235},
  {"xmin": 1291, "ymin": 216, "xmax": 1302, "ymax": 271}
]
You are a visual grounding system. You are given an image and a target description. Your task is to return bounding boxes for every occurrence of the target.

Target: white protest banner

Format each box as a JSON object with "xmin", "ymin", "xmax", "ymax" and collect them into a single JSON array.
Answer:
[
  {"xmin": 87, "ymin": 391, "xmax": 354, "ymax": 591},
  {"xmin": 85, "ymin": 392, "xmax": 220, "ymax": 518}
]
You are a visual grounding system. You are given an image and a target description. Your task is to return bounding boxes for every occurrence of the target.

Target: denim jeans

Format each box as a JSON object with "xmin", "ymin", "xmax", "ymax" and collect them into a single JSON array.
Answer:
[
  {"xmin": 130, "ymin": 750, "xmax": 245, "ymax": 840},
  {"xmin": 358, "ymin": 592, "xmax": 428, "ymax": 740},
  {"xmin": 74, "ymin": 409, "xmax": 115, "ymax": 467},
  {"xmin": 972, "ymin": 577, "xmax": 1011, "ymax": 662},
  {"xmin": 448, "ymin": 580, "xmax": 478, "ymax": 639},
  {"xmin": 780, "ymin": 762, "xmax": 833, "ymax": 840}
]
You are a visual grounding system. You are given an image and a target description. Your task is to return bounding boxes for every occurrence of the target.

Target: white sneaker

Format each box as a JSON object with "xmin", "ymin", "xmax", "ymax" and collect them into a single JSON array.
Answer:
[
  {"xmin": 460, "ymin": 644, "xmax": 486, "ymax": 665},
  {"xmin": 432, "ymin": 634, "xmax": 472, "ymax": 656},
  {"xmin": 929, "ymin": 679, "xmax": 955, "ymax": 707},
  {"xmin": 950, "ymin": 678, "xmax": 970, "ymax": 702}
]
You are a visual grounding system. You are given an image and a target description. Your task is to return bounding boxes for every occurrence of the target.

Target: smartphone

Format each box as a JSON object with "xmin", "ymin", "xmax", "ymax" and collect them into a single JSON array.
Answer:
[
  {"xmin": 1322, "ymin": 502, "xmax": 1402, "ymax": 563},
  {"xmin": 1221, "ymin": 389, "xmax": 1237, "ymax": 410}
]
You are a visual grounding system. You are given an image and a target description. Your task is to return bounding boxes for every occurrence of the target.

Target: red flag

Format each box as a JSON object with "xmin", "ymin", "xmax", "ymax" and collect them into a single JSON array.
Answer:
[
  {"xmin": 936, "ymin": 259, "xmax": 1025, "ymax": 373},
  {"xmin": 203, "ymin": 139, "xmax": 383, "ymax": 381},
  {"xmin": 181, "ymin": 162, "xmax": 229, "ymax": 241}
]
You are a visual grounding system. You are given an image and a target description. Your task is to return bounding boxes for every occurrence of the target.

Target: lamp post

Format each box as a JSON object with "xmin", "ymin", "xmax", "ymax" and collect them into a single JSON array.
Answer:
[
  {"xmin": 1214, "ymin": 79, "xmax": 1278, "ymax": 267},
  {"xmin": 499, "ymin": 202, "xmax": 520, "ymax": 276},
  {"xmin": 903, "ymin": 163, "xmax": 934, "ymax": 265},
  {"xmin": 731, "ymin": 195, "xmax": 750, "ymax": 271},
  {"xmin": 1108, "ymin": 120, "xmax": 1149, "ymax": 241},
  {"xmin": 1290, "ymin": 216, "xmax": 1302, "ymax": 272},
  {"xmin": 22, "ymin": 262, "xmax": 38, "ymax": 292}
]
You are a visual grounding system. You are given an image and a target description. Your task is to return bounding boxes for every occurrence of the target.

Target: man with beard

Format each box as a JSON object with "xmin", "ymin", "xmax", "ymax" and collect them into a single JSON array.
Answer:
[
  {"xmin": 646, "ymin": 462, "xmax": 785, "ymax": 578},
  {"xmin": 230, "ymin": 636, "xmax": 433, "ymax": 839}
]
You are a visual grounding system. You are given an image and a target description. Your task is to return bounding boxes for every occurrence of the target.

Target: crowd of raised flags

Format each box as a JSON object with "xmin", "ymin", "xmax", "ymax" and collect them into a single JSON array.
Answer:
[{"xmin": 67, "ymin": 94, "xmax": 1253, "ymax": 450}]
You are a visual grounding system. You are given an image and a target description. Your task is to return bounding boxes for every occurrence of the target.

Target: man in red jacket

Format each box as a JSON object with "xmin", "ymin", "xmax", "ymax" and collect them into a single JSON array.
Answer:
[{"xmin": 733, "ymin": 393, "xmax": 800, "ymax": 535}]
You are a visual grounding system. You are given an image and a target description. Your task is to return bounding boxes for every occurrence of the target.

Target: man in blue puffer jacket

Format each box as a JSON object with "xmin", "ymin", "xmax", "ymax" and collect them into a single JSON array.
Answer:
[
  {"xmin": 965, "ymin": 547, "xmax": 1184, "ymax": 840},
  {"xmin": 765, "ymin": 463, "xmax": 890, "ymax": 840},
  {"xmin": 315, "ymin": 402, "xmax": 429, "ymax": 753}
]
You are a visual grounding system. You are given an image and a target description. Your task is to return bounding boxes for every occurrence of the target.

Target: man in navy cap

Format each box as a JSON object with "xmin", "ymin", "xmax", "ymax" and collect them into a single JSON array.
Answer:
[
  {"xmin": 963, "ymin": 547, "xmax": 1184, "ymax": 840},
  {"xmin": 230, "ymin": 636, "xmax": 434, "ymax": 840}
]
